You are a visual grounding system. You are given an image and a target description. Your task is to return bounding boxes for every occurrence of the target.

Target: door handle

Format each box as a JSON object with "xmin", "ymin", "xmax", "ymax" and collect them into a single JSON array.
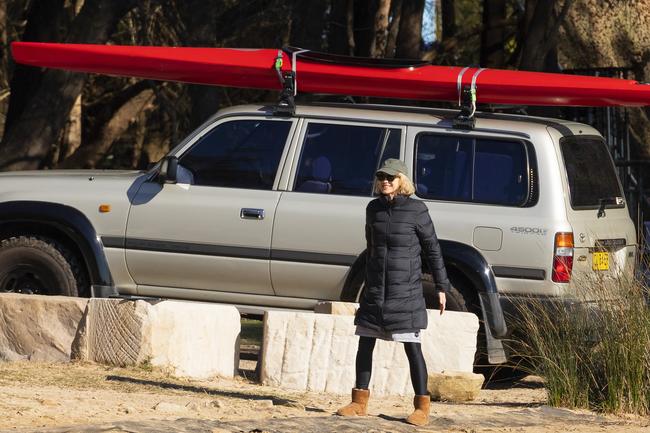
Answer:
[{"xmin": 240, "ymin": 208, "xmax": 265, "ymax": 220}]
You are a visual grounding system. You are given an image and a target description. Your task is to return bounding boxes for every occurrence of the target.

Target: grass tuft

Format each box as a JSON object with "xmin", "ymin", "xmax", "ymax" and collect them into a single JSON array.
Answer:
[{"xmin": 509, "ymin": 270, "xmax": 650, "ymax": 415}]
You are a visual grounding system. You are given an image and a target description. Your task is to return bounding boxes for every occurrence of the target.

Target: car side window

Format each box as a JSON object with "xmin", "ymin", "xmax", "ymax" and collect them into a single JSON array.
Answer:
[
  {"xmin": 294, "ymin": 123, "xmax": 401, "ymax": 196},
  {"xmin": 415, "ymin": 135, "xmax": 473, "ymax": 201},
  {"xmin": 179, "ymin": 119, "xmax": 291, "ymax": 190},
  {"xmin": 415, "ymin": 134, "xmax": 529, "ymax": 206}
]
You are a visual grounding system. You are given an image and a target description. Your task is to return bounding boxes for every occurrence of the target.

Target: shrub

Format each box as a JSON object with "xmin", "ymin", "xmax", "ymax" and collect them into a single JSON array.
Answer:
[{"xmin": 509, "ymin": 271, "xmax": 650, "ymax": 415}]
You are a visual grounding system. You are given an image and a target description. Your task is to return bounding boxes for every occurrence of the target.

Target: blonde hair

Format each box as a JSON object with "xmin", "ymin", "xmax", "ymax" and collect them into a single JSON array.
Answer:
[{"xmin": 373, "ymin": 172, "xmax": 416, "ymax": 196}]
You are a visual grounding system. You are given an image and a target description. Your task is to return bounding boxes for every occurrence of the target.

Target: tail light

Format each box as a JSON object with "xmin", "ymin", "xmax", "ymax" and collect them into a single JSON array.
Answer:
[{"xmin": 552, "ymin": 232, "xmax": 574, "ymax": 283}]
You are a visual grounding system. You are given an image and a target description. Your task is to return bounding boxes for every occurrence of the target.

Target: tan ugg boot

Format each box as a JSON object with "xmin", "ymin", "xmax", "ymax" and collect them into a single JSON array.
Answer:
[
  {"xmin": 406, "ymin": 394, "xmax": 430, "ymax": 426},
  {"xmin": 336, "ymin": 388, "xmax": 370, "ymax": 416}
]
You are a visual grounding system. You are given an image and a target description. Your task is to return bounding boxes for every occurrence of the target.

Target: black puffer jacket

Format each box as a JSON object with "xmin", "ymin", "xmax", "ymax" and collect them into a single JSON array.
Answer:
[{"xmin": 355, "ymin": 195, "xmax": 451, "ymax": 333}]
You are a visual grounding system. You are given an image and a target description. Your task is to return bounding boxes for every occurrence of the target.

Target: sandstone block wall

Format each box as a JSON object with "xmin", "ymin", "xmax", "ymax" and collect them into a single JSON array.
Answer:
[
  {"xmin": 0, "ymin": 294, "xmax": 241, "ymax": 380},
  {"xmin": 260, "ymin": 308, "xmax": 479, "ymax": 396}
]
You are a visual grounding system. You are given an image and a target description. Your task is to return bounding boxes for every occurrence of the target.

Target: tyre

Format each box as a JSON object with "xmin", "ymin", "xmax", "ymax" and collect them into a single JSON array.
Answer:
[
  {"xmin": 421, "ymin": 273, "xmax": 469, "ymax": 312},
  {"xmin": 0, "ymin": 236, "xmax": 87, "ymax": 296}
]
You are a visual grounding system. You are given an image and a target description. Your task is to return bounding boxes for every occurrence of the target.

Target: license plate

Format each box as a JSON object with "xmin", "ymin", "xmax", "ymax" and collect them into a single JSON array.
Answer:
[{"xmin": 592, "ymin": 251, "xmax": 609, "ymax": 271}]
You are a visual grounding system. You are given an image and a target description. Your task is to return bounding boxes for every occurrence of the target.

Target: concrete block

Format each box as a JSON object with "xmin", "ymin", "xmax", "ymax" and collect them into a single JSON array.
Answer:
[
  {"xmin": 422, "ymin": 309, "xmax": 480, "ymax": 373},
  {"xmin": 314, "ymin": 301, "xmax": 357, "ymax": 315},
  {"xmin": 0, "ymin": 293, "xmax": 88, "ymax": 362},
  {"xmin": 72, "ymin": 298, "xmax": 240, "ymax": 379},
  {"xmin": 260, "ymin": 309, "xmax": 479, "ymax": 396}
]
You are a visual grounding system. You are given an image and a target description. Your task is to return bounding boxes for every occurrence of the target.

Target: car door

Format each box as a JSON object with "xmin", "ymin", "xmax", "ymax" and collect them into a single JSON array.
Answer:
[
  {"xmin": 271, "ymin": 119, "xmax": 403, "ymax": 301},
  {"xmin": 125, "ymin": 117, "xmax": 296, "ymax": 297},
  {"xmin": 407, "ymin": 126, "xmax": 543, "ymax": 290}
]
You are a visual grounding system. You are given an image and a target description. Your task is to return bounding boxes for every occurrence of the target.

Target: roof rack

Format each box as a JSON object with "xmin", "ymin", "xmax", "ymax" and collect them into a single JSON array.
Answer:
[
  {"xmin": 274, "ymin": 70, "xmax": 296, "ymax": 116},
  {"xmin": 453, "ymin": 85, "xmax": 476, "ymax": 130},
  {"xmin": 272, "ymin": 49, "xmax": 296, "ymax": 116}
]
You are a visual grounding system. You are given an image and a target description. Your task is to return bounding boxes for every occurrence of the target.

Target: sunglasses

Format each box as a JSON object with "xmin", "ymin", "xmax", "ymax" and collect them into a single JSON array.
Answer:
[{"xmin": 376, "ymin": 173, "xmax": 396, "ymax": 182}]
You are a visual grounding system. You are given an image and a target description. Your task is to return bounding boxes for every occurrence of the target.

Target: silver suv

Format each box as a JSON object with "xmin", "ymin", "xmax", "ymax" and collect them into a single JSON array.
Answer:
[{"xmin": 0, "ymin": 103, "xmax": 636, "ymax": 363}]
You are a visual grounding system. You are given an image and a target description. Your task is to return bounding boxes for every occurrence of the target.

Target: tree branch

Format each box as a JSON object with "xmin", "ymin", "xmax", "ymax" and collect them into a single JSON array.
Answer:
[{"xmin": 58, "ymin": 88, "xmax": 154, "ymax": 168}]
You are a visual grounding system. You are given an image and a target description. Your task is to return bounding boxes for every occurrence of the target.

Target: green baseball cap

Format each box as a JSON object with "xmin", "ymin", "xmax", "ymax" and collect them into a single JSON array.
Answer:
[{"xmin": 376, "ymin": 158, "xmax": 408, "ymax": 176}]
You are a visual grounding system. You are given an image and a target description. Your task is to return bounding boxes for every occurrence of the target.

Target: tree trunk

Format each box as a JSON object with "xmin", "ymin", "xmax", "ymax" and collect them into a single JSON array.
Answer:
[
  {"xmin": 0, "ymin": 0, "xmax": 137, "ymax": 171},
  {"xmin": 131, "ymin": 108, "xmax": 148, "ymax": 169},
  {"xmin": 177, "ymin": 0, "xmax": 221, "ymax": 131},
  {"xmin": 369, "ymin": 0, "xmax": 391, "ymax": 58},
  {"xmin": 518, "ymin": 0, "xmax": 574, "ymax": 71},
  {"xmin": 289, "ymin": 0, "xmax": 328, "ymax": 50},
  {"xmin": 3, "ymin": 0, "xmax": 66, "ymax": 135},
  {"xmin": 346, "ymin": 0, "xmax": 356, "ymax": 55},
  {"xmin": 395, "ymin": 0, "xmax": 424, "ymax": 59},
  {"xmin": 440, "ymin": 0, "xmax": 456, "ymax": 41},
  {"xmin": 326, "ymin": 0, "xmax": 351, "ymax": 55},
  {"xmin": 59, "ymin": 88, "xmax": 153, "ymax": 168},
  {"xmin": 56, "ymin": 2, "xmax": 84, "ymax": 166},
  {"xmin": 0, "ymin": 0, "xmax": 7, "ymax": 89},
  {"xmin": 480, "ymin": 0, "xmax": 506, "ymax": 67},
  {"xmin": 353, "ymin": 0, "xmax": 378, "ymax": 57},
  {"xmin": 385, "ymin": 0, "xmax": 402, "ymax": 58},
  {"xmin": 56, "ymin": 95, "xmax": 82, "ymax": 164}
]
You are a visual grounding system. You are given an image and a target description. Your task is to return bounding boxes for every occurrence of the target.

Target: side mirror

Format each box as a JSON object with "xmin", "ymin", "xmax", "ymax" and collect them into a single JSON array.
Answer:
[{"xmin": 158, "ymin": 156, "xmax": 178, "ymax": 184}]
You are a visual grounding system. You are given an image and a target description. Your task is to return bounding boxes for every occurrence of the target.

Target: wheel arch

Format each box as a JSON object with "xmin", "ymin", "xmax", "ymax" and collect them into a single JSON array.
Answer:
[
  {"xmin": 438, "ymin": 239, "xmax": 507, "ymax": 338},
  {"xmin": 340, "ymin": 250, "xmax": 367, "ymax": 302},
  {"xmin": 0, "ymin": 201, "xmax": 114, "ymax": 295}
]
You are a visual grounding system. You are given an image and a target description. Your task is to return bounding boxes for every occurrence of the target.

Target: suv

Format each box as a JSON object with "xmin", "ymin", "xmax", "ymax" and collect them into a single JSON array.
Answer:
[{"xmin": 0, "ymin": 103, "xmax": 636, "ymax": 363}]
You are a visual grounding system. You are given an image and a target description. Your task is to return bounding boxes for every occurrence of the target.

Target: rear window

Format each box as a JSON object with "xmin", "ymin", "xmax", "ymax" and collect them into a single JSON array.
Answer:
[
  {"xmin": 559, "ymin": 136, "xmax": 624, "ymax": 209},
  {"xmin": 415, "ymin": 134, "xmax": 533, "ymax": 206}
]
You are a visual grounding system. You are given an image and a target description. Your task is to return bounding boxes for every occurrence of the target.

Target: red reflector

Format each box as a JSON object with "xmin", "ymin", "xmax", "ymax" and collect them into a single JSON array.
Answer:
[{"xmin": 552, "ymin": 256, "xmax": 573, "ymax": 283}]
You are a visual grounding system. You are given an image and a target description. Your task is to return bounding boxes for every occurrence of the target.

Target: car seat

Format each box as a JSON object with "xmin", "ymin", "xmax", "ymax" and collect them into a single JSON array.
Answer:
[{"xmin": 297, "ymin": 156, "xmax": 333, "ymax": 193}]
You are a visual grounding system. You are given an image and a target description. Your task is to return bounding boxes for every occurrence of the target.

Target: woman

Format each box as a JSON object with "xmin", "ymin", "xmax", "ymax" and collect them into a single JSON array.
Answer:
[{"xmin": 336, "ymin": 158, "xmax": 450, "ymax": 427}]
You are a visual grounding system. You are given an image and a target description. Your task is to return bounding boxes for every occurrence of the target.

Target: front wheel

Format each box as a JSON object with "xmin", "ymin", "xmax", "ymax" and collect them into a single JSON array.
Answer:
[{"xmin": 0, "ymin": 236, "xmax": 87, "ymax": 296}]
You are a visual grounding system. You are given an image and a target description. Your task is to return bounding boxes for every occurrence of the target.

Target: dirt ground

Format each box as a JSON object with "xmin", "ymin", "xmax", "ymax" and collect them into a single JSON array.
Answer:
[{"xmin": 0, "ymin": 360, "xmax": 648, "ymax": 433}]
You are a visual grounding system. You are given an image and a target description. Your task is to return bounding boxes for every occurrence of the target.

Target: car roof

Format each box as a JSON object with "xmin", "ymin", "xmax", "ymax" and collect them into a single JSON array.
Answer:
[{"xmin": 215, "ymin": 102, "xmax": 601, "ymax": 139}]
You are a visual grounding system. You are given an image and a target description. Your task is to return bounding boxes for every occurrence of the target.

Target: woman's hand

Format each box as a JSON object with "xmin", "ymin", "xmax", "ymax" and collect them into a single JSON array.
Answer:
[{"xmin": 438, "ymin": 292, "xmax": 446, "ymax": 315}]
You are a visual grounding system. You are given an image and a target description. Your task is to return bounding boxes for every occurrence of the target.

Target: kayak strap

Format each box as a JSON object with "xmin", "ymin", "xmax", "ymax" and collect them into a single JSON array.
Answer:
[
  {"xmin": 283, "ymin": 46, "xmax": 430, "ymax": 69},
  {"xmin": 274, "ymin": 50, "xmax": 296, "ymax": 116},
  {"xmin": 290, "ymin": 48, "xmax": 309, "ymax": 96},
  {"xmin": 453, "ymin": 67, "xmax": 485, "ymax": 130}
]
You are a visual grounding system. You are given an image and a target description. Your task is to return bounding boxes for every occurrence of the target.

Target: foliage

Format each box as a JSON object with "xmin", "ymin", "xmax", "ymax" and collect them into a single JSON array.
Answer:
[
  {"xmin": 510, "ymin": 271, "xmax": 650, "ymax": 415},
  {"xmin": 0, "ymin": 0, "xmax": 648, "ymax": 170},
  {"xmin": 240, "ymin": 317, "xmax": 264, "ymax": 347}
]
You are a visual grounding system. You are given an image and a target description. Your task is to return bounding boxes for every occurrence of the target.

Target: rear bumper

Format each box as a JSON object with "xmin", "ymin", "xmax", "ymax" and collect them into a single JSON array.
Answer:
[
  {"xmin": 494, "ymin": 292, "xmax": 594, "ymax": 337},
  {"xmin": 479, "ymin": 291, "xmax": 594, "ymax": 339}
]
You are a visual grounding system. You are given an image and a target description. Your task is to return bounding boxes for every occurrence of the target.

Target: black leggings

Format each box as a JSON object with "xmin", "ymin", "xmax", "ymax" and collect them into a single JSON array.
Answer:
[{"xmin": 354, "ymin": 336, "xmax": 428, "ymax": 395}]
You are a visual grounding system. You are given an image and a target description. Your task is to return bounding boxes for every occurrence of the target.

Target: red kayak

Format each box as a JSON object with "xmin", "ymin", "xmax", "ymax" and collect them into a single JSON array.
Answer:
[{"xmin": 11, "ymin": 41, "xmax": 650, "ymax": 107}]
